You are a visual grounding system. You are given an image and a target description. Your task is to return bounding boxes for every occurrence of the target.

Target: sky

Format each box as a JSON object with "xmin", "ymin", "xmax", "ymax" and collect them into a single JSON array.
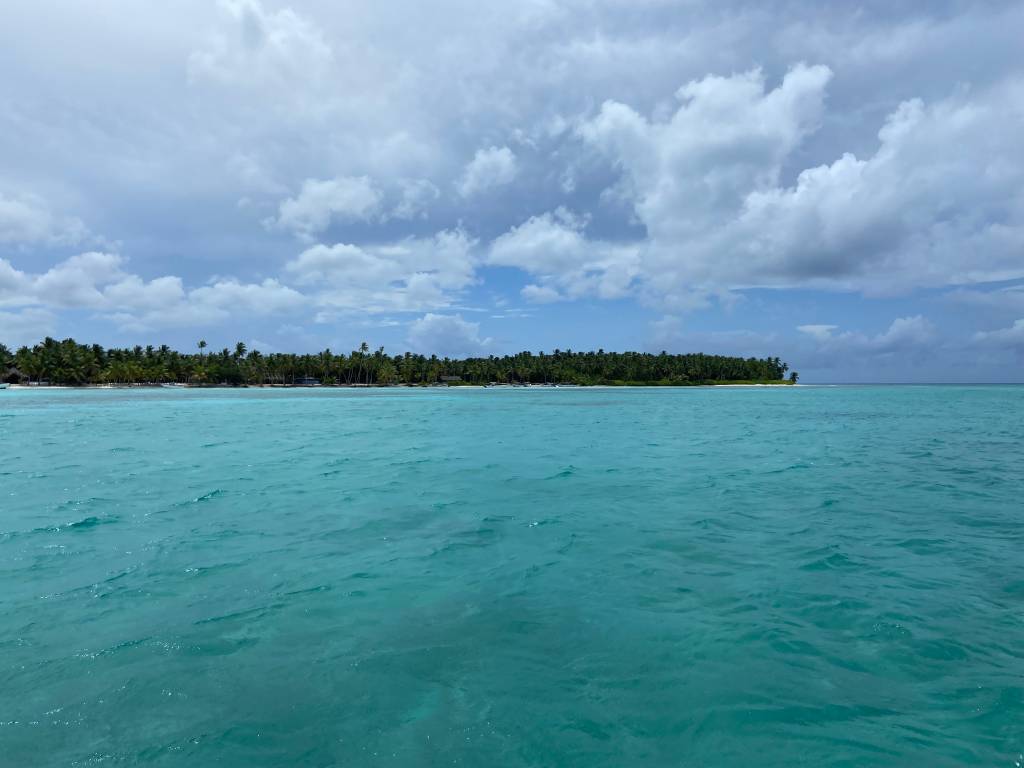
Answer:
[{"xmin": 1, "ymin": 0, "xmax": 1023, "ymax": 382}]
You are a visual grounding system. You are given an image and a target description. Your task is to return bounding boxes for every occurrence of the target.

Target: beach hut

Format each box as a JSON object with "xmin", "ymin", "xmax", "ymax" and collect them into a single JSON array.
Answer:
[{"xmin": 3, "ymin": 367, "xmax": 25, "ymax": 385}]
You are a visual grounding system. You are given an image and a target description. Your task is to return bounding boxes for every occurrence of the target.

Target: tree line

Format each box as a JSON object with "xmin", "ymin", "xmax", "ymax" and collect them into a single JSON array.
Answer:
[{"xmin": 1, "ymin": 337, "xmax": 797, "ymax": 386}]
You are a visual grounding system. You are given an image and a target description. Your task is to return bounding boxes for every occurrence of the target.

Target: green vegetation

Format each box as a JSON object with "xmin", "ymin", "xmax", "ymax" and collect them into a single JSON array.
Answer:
[{"xmin": 0, "ymin": 338, "xmax": 797, "ymax": 386}]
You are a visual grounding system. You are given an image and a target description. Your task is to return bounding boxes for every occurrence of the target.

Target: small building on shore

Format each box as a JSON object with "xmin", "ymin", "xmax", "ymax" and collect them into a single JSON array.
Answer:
[{"xmin": 295, "ymin": 376, "xmax": 321, "ymax": 387}]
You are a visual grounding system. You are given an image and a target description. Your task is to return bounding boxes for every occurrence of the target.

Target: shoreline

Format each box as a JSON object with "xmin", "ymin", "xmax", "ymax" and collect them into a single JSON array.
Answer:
[{"xmin": 4, "ymin": 382, "xmax": 799, "ymax": 390}]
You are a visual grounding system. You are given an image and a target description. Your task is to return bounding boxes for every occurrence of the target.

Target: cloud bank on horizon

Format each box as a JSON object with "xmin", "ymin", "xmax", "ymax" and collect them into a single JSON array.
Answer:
[{"xmin": 1, "ymin": 0, "xmax": 1022, "ymax": 381}]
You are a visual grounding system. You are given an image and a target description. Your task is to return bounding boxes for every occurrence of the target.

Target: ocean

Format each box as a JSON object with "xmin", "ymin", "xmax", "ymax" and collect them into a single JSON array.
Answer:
[{"xmin": 1, "ymin": 386, "xmax": 1021, "ymax": 766}]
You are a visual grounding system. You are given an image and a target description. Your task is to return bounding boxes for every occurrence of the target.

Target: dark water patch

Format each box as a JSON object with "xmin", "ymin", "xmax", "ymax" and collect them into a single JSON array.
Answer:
[
  {"xmin": 33, "ymin": 514, "xmax": 120, "ymax": 534},
  {"xmin": 691, "ymin": 516, "xmax": 729, "ymax": 529},
  {"xmin": 279, "ymin": 584, "xmax": 335, "ymax": 600},
  {"xmin": 1003, "ymin": 580, "xmax": 1024, "ymax": 597},
  {"xmin": 430, "ymin": 500, "xmax": 465, "ymax": 512},
  {"xmin": 99, "ymin": 566, "xmax": 137, "ymax": 586},
  {"xmin": 185, "ymin": 636, "xmax": 260, "ymax": 656},
  {"xmin": 183, "ymin": 561, "xmax": 247, "ymax": 578},
  {"xmin": 194, "ymin": 605, "xmax": 274, "ymax": 625},
  {"xmin": 764, "ymin": 462, "xmax": 813, "ymax": 474},
  {"xmin": 910, "ymin": 638, "xmax": 971, "ymax": 662},
  {"xmin": 482, "ymin": 514, "xmax": 515, "ymax": 523},
  {"xmin": 547, "ymin": 465, "xmax": 578, "ymax": 479},
  {"xmin": 390, "ymin": 457, "xmax": 434, "ymax": 467},
  {"xmin": 430, "ymin": 526, "xmax": 499, "ymax": 556},
  {"xmin": 318, "ymin": 468, "xmax": 348, "ymax": 477},
  {"xmin": 770, "ymin": 639, "xmax": 823, "ymax": 657},
  {"xmin": 193, "ymin": 489, "xmax": 227, "ymax": 503},
  {"xmin": 895, "ymin": 537, "xmax": 951, "ymax": 555},
  {"xmin": 798, "ymin": 553, "xmax": 852, "ymax": 571},
  {"xmin": 871, "ymin": 621, "xmax": 914, "ymax": 641}
]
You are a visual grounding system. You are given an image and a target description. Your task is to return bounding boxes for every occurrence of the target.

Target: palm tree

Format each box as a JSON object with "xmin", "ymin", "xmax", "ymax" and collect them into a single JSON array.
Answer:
[
  {"xmin": 248, "ymin": 349, "xmax": 265, "ymax": 385},
  {"xmin": 234, "ymin": 341, "xmax": 247, "ymax": 359},
  {"xmin": 362, "ymin": 342, "xmax": 374, "ymax": 385},
  {"xmin": 197, "ymin": 339, "xmax": 207, "ymax": 358}
]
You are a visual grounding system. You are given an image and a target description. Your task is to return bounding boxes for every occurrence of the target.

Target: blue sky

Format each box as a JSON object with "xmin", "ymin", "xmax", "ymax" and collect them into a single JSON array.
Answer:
[{"xmin": 1, "ymin": 0, "xmax": 1023, "ymax": 381}]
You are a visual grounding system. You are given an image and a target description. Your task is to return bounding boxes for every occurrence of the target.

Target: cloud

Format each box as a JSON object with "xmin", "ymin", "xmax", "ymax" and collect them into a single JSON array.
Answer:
[
  {"xmin": 0, "ymin": 259, "xmax": 32, "ymax": 304},
  {"xmin": 577, "ymin": 63, "xmax": 831, "ymax": 296},
  {"xmin": 520, "ymin": 284, "xmax": 563, "ymax": 303},
  {"xmin": 285, "ymin": 228, "xmax": 478, "ymax": 312},
  {"xmin": 573, "ymin": 68, "xmax": 1024, "ymax": 300},
  {"xmin": 2, "ymin": 0, "xmax": 1023, "ymax": 379},
  {"xmin": 106, "ymin": 278, "xmax": 306, "ymax": 331},
  {"xmin": 0, "ymin": 192, "xmax": 90, "ymax": 246},
  {"xmin": 392, "ymin": 179, "xmax": 440, "ymax": 220},
  {"xmin": 189, "ymin": 278, "xmax": 305, "ymax": 315},
  {"xmin": 790, "ymin": 314, "xmax": 1024, "ymax": 380},
  {"xmin": 489, "ymin": 208, "xmax": 640, "ymax": 301},
  {"xmin": 457, "ymin": 146, "xmax": 518, "ymax": 197},
  {"xmin": 973, "ymin": 319, "xmax": 1024, "ymax": 350},
  {"xmin": 0, "ymin": 252, "xmax": 306, "ymax": 330},
  {"xmin": 271, "ymin": 176, "xmax": 384, "ymax": 238},
  {"xmin": 725, "ymin": 84, "xmax": 1024, "ymax": 290},
  {"xmin": 582, "ymin": 64, "xmax": 833, "ymax": 230},
  {"xmin": 102, "ymin": 275, "xmax": 189, "ymax": 312},
  {"xmin": 647, "ymin": 314, "xmax": 780, "ymax": 357},
  {"xmin": 406, "ymin": 313, "xmax": 491, "ymax": 358},
  {"xmin": 647, "ymin": 315, "xmax": 943, "ymax": 379},
  {"xmin": 796, "ymin": 324, "xmax": 839, "ymax": 342},
  {"xmin": 945, "ymin": 284, "xmax": 1024, "ymax": 316},
  {"xmin": 0, "ymin": 308, "xmax": 58, "ymax": 348},
  {"xmin": 490, "ymin": 208, "xmax": 589, "ymax": 273},
  {"xmin": 188, "ymin": 0, "xmax": 333, "ymax": 94},
  {"xmin": 797, "ymin": 315, "xmax": 936, "ymax": 356},
  {"xmin": 1, "ymin": 252, "xmax": 125, "ymax": 309},
  {"xmin": 646, "ymin": 314, "xmax": 964, "ymax": 381}
]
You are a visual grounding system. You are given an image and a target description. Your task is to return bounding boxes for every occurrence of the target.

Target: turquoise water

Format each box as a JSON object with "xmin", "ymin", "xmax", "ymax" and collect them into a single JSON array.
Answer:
[{"xmin": 1, "ymin": 386, "xmax": 1022, "ymax": 767}]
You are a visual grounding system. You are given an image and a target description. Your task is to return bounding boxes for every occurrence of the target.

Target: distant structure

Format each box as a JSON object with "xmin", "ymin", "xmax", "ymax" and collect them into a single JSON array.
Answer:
[
  {"xmin": 3, "ymin": 367, "xmax": 25, "ymax": 385},
  {"xmin": 295, "ymin": 376, "xmax": 321, "ymax": 387},
  {"xmin": 440, "ymin": 375, "xmax": 462, "ymax": 383}
]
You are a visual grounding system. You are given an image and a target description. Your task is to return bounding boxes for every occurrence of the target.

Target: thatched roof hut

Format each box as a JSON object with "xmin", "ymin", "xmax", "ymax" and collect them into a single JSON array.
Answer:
[{"xmin": 3, "ymin": 367, "xmax": 26, "ymax": 384}]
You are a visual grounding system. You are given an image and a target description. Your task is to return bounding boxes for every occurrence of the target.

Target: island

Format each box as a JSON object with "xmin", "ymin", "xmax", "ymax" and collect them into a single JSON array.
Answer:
[{"xmin": 1, "ymin": 338, "xmax": 798, "ymax": 387}]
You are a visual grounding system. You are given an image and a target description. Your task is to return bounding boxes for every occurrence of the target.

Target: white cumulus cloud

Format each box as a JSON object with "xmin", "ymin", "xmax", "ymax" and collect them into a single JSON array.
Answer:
[
  {"xmin": 489, "ymin": 208, "xmax": 640, "ymax": 301},
  {"xmin": 393, "ymin": 179, "xmax": 441, "ymax": 220},
  {"xmin": 272, "ymin": 176, "xmax": 384, "ymax": 238},
  {"xmin": 188, "ymin": 0, "xmax": 333, "ymax": 94},
  {"xmin": 0, "ymin": 308, "xmax": 58, "ymax": 348},
  {"xmin": 572, "ymin": 68, "xmax": 1024, "ymax": 302},
  {"xmin": 798, "ymin": 315, "xmax": 936, "ymax": 355},
  {"xmin": 406, "ymin": 313, "xmax": 491, "ymax": 358},
  {"xmin": 0, "ymin": 253, "xmax": 306, "ymax": 332},
  {"xmin": 0, "ymin": 192, "xmax": 90, "ymax": 247},
  {"xmin": 973, "ymin": 319, "xmax": 1024, "ymax": 350},
  {"xmin": 457, "ymin": 146, "xmax": 518, "ymax": 197},
  {"xmin": 285, "ymin": 228, "xmax": 478, "ymax": 312}
]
